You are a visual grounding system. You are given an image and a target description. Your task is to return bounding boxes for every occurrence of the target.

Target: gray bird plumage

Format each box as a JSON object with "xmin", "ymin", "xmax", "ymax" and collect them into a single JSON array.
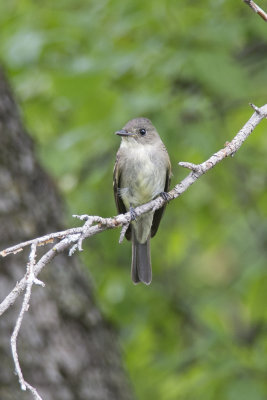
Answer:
[{"xmin": 113, "ymin": 118, "xmax": 171, "ymax": 285}]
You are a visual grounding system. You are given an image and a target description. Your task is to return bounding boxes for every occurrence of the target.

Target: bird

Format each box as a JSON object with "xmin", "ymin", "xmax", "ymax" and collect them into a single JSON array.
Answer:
[{"xmin": 113, "ymin": 117, "xmax": 171, "ymax": 285}]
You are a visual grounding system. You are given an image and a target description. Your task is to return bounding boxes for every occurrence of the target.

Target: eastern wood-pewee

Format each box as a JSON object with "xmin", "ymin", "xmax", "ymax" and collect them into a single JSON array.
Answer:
[{"xmin": 113, "ymin": 118, "xmax": 171, "ymax": 285}]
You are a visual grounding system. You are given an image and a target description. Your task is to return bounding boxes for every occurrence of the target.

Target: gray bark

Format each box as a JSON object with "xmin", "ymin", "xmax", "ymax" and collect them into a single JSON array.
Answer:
[{"xmin": 0, "ymin": 68, "xmax": 133, "ymax": 400}]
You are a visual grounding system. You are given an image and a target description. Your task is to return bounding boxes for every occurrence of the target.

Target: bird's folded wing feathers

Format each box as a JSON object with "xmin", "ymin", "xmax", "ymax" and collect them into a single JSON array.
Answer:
[{"xmin": 113, "ymin": 154, "xmax": 132, "ymax": 240}]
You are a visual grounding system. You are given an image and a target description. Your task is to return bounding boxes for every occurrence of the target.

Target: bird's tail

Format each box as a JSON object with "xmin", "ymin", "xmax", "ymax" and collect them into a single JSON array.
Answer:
[{"xmin": 131, "ymin": 233, "xmax": 152, "ymax": 285}]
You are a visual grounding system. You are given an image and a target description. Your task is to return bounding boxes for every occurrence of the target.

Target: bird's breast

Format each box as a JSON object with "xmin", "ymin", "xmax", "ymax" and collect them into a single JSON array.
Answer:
[{"xmin": 119, "ymin": 144, "xmax": 166, "ymax": 208}]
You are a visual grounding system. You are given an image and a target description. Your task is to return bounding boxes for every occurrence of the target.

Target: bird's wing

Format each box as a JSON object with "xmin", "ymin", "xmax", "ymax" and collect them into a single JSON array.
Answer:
[
  {"xmin": 113, "ymin": 153, "xmax": 132, "ymax": 240},
  {"xmin": 151, "ymin": 160, "xmax": 171, "ymax": 238}
]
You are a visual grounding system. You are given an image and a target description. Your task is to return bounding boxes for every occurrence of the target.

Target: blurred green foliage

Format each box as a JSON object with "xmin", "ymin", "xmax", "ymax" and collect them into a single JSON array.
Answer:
[{"xmin": 1, "ymin": 1, "xmax": 267, "ymax": 399}]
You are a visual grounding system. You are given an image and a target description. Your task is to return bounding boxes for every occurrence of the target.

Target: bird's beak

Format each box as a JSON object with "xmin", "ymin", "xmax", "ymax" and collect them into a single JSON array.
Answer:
[{"xmin": 115, "ymin": 129, "xmax": 135, "ymax": 137}]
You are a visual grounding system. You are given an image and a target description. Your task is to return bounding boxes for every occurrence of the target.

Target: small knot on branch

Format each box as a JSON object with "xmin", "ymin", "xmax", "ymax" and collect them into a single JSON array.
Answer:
[
  {"xmin": 72, "ymin": 214, "xmax": 91, "ymax": 221},
  {"xmin": 249, "ymin": 103, "xmax": 261, "ymax": 114},
  {"xmin": 178, "ymin": 162, "xmax": 202, "ymax": 173},
  {"xmin": 119, "ymin": 223, "xmax": 130, "ymax": 244},
  {"xmin": 33, "ymin": 278, "xmax": 45, "ymax": 287}
]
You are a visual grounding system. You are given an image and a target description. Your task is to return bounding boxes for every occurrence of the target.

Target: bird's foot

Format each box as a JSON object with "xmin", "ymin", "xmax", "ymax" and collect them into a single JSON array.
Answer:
[
  {"xmin": 130, "ymin": 206, "xmax": 137, "ymax": 221},
  {"xmin": 160, "ymin": 192, "xmax": 171, "ymax": 202}
]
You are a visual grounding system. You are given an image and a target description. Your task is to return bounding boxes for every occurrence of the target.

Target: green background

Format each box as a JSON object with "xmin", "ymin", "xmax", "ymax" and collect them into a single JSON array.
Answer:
[{"xmin": 1, "ymin": 1, "xmax": 267, "ymax": 399}]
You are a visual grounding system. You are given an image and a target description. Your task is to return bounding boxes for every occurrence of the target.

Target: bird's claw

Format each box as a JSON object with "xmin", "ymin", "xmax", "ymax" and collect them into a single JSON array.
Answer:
[
  {"xmin": 160, "ymin": 192, "xmax": 171, "ymax": 202},
  {"xmin": 130, "ymin": 206, "xmax": 137, "ymax": 221}
]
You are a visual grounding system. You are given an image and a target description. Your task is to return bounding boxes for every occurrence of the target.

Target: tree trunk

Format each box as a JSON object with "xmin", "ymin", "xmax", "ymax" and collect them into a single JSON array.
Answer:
[{"xmin": 0, "ymin": 68, "xmax": 133, "ymax": 400}]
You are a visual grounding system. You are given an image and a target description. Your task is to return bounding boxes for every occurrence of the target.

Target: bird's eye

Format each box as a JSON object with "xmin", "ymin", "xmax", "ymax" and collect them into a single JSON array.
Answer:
[{"xmin": 139, "ymin": 128, "xmax": 146, "ymax": 136}]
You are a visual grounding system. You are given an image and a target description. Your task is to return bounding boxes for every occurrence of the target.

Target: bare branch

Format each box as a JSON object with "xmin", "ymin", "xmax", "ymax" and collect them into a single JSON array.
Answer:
[
  {"xmin": 243, "ymin": 0, "xmax": 267, "ymax": 22},
  {"xmin": 0, "ymin": 227, "xmax": 84, "ymax": 258},
  {"xmin": 0, "ymin": 103, "xmax": 267, "ymax": 400},
  {"xmin": 10, "ymin": 243, "xmax": 43, "ymax": 399},
  {"xmin": 1, "ymin": 103, "xmax": 267, "ymax": 318}
]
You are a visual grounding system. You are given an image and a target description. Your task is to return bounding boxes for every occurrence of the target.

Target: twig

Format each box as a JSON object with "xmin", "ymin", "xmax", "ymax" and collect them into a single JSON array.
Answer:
[
  {"xmin": 0, "ymin": 103, "xmax": 267, "ymax": 400},
  {"xmin": 243, "ymin": 0, "xmax": 267, "ymax": 22},
  {"xmin": 175, "ymin": 103, "xmax": 267, "ymax": 191},
  {"xmin": 0, "ymin": 227, "xmax": 84, "ymax": 257},
  {"xmin": 10, "ymin": 243, "xmax": 44, "ymax": 400},
  {"xmin": 119, "ymin": 223, "xmax": 130, "ymax": 244}
]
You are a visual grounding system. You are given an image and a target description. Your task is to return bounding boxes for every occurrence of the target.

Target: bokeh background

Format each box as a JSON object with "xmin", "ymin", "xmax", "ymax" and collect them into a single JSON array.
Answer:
[{"xmin": 1, "ymin": 1, "xmax": 267, "ymax": 399}]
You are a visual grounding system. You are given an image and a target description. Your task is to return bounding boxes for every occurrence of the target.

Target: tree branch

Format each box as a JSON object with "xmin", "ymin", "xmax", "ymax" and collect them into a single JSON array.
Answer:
[
  {"xmin": 243, "ymin": 0, "xmax": 267, "ymax": 22},
  {"xmin": 1, "ymin": 103, "xmax": 267, "ymax": 316},
  {"xmin": 11, "ymin": 243, "xmax": 44, "ymax": 400},
  {"xmin": 0, "ymin": 103, "xmax": 267, "ymax": 399}
]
